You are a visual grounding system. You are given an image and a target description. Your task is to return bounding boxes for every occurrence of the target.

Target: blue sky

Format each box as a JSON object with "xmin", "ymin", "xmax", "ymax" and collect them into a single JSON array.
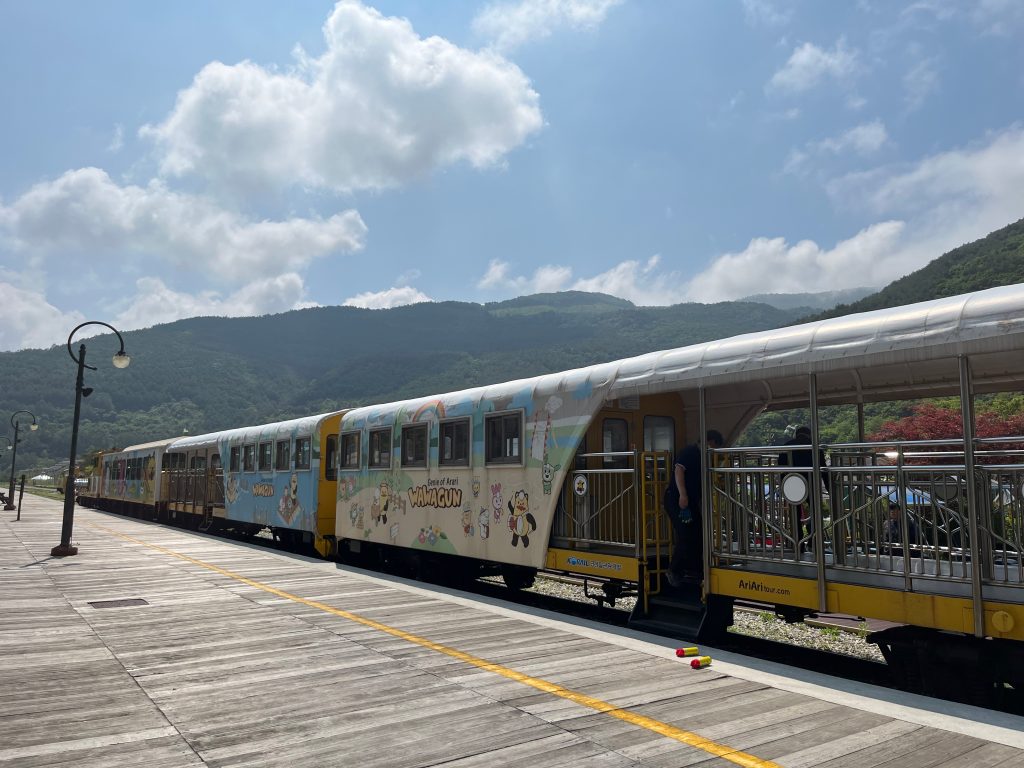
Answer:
[{"xmin": 2, "ymin": 0, "xmax": 1023, "ymax": 351}]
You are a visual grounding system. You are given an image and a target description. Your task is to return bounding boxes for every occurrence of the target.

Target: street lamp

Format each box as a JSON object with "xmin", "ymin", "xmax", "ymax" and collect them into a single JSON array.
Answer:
[
  {"xmin": 51, "ymin": 321, "xmax": 130, "ymax": 557},
  {"xmin": 6, "ymin": 411, "xmax": 38, "ymax": 510}
]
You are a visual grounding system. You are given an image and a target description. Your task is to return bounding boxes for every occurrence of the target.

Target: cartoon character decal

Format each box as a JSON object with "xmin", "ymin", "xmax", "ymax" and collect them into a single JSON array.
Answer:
[
  {"xmin": 461, "ymin": 509, "xmax": 475, "ymax": 537},
  {"xmin": 491, "ymin": 482, "xmax": 503, "ymax": 522},
  {"xmin": 542, "ymin": 460, "xmax": 561, "ymax": 495},
  {"xmin": 371, "ymin": 481, "xmax": 390, "ymax": 526},
  {"xmin": 478, "ymin": 509, "xmax": 489, "ymax": 539},
  {"xmin": 472, "ymin": 478, "xmax": 481, "ymax": 497},
  {"xmin": 349, "ymin": 502, "xmax": 364, "ymax": 530},
  {"xmin": 508, "ymin": 490, "xmax": 537, "ymax": 547},
  {"xmin": 142, "ymin": 456, "xmax": 156, "ymax": 499},
  {"xmin": 278, "ymin": 472, "xmax": 302, "ymax": 524},
  {"xmin": 226, "ymin": 473, "xmax": 239, "ymax": 504}
]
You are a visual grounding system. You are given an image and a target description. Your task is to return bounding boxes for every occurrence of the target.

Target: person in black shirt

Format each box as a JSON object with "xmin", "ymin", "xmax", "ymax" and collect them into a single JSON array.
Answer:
[{"xmin": 664, "ymin": 429, "xmax": 724, "ymax": 586}]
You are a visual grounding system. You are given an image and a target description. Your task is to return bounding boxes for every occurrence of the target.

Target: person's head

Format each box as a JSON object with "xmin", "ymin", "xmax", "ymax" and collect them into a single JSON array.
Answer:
[
  {"xmin": 706, "ymin": 429, "xmax": 724, "ymax": 449},
  {"xmin": 888, "ymin": 502, "xmax": 900, "ymax": 520},
  {"xmin": 795, "ymin": 426, "xmax": 812, "ymax": 441}
]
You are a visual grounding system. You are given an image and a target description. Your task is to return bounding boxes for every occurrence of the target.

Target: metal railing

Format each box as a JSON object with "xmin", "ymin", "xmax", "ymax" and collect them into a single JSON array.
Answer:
[
  {"xmin": 709, "ymin": 438, "xmax": 1024, "ymax": 590},
  {"xmin": 552, "ymin": 451, "xmax": 640, "ymax": 550}
]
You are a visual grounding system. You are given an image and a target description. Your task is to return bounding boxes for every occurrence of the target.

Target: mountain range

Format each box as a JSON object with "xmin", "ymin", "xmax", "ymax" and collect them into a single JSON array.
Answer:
[{"xmin": 3, "ymin": 216, "xmax": 1022, "ymax": 471}]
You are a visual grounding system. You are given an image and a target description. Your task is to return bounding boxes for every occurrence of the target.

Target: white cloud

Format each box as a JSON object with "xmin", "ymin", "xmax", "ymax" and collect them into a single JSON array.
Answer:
[
  {"xmin": 818, "ymin": 120, "xmax": 888, "ymax": 155},
  {"xmin": 342, "ymin": 285, "xmax": 432, "ymax": 309},
  {"xmin": 473, "ymin": 0, "xmax": 623, "ymax": 52},
  {"xmin": 685, "ymin": 222, "xmax": 905, "ymax": 301},
  {"xmin": 971, "ymin": 0, "xmax": 1024, "ymax": 35},
  {"xmin": 903, "ymin": 0, "xmax": 1024, "ymax": 35},
  {"xmin": 107, "ymin": 124, "xmax": 124, "ymax": 153},
  {"xmin": 903, "ymin": 57, "xmax": 939, "ymax": 111},
  {"xmin": 768, "ymin": 39, "xmax": 858, "ymax": 93},
  {"xmin": 0, "ymin": 283, "xmax": 86, "ymax": 351},
  {"xmin": 113, "ymin": 274, "xmax": 318, "ymax": 332},
  {"xmin": 742, "ymin": 0, "xmax": 791, "ymax": 27},
  {"xmin": 696, "ymin": 125, "xmax": 1024, "ymax": 301},
  {"xmin": 476, "ymin": 259, "xmax": 572, "ymax": 293},
  {"xmin": 142, "ymin": 1, "xmax": 543, "ymax": 194},
  {"xmin": 571, "ymin": 255, "xmax": 676, "ymax": 305},
  {"xmin": 0, "ymin": 167, "xmax": 366, "ymax": 280},
  {"xmin": 829, "ymin": 126, "xmax": 1024, "ymax": 227},
  {"xmin": 784, "ymin": 120, "xmax": 888, "ymax": 175}
]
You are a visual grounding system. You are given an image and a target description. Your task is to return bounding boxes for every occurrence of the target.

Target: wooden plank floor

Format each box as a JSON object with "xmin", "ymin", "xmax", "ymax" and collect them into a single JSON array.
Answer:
[{"xmin": 3, "ymin": 495, "xmax": 1024, "ymax": 768}]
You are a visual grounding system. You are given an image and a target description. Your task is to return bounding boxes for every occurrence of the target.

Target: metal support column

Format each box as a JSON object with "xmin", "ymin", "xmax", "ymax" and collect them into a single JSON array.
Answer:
[
  {"xmin": 959, "ymin": 355, "xmax": 985, "ymax": 637},
  {"xmin": 699, "ymin": 387, "xmax": 711, "ymax": 589},
  {"xmin": 809, "ymin": 373, "xmax": 827, "ymax": 612}
]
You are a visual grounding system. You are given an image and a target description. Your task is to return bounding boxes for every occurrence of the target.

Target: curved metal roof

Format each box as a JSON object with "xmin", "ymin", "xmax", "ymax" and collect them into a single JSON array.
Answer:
[
  {"xmin": 342, "ymin": 284, "xmax": 1024, "ymax": 422},
  {"xmin": 167, "ymin": 411, "xmax": 345, "ymax": 452}
]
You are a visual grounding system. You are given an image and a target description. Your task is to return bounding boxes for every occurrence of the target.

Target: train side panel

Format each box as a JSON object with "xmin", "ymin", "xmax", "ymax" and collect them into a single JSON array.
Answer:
[{"xmin": 335, "ymin": 369, "xmax": 614, "ymax": 569}]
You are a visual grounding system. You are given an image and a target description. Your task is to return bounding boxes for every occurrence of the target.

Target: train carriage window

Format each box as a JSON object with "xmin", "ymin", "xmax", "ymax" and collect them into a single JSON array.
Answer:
[
  {"xmin": 295, "ymin": 437, "xmax": 312, "ymax": 470},
  {"xmin": 603, "ymin": 418, "xmax": 629, "ymax": 469},
  {"xmin": 485, "ymin": 412, "xmax": 522, "ymax": 466},
  {"xmin": 401, "ymin": 424, "xmax": 428, "ymax": 468},
  {"xmin": 275, "ymin": 440, "xmax": 291, "ymax": 471},
  {"xmin": 643, "ymin": 416, "xmax": 675, "ymax": 455},
  {"xmin": 243, "ymin": 444, "xmax": 256, "ymax": 472},
  {"xmin": 258, "ymin": 442, "xmax": 272, "ymax": 472},
  {"xmin": 325, "ymin": 434, "xmax": 338, "ymax": 481},
  {"xmin": 440, "ymin": 419, "xmax": 470, "ymax": 467},
  {"xmin": 340, "ymin": 432, "xmax": 359, "ymax": 470},
  {"xmin": 229, "ymin": 447, "xmax": 241, "ymax": 472},
  {"xmin": 369, "ymin": 428, "xmax": 392, "ymax": 469}
]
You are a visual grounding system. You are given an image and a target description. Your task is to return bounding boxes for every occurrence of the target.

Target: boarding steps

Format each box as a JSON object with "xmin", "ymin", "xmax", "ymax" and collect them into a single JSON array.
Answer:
[{"xmin": 629, "ymin": 581, "xmax": 707, "ymax": 639}]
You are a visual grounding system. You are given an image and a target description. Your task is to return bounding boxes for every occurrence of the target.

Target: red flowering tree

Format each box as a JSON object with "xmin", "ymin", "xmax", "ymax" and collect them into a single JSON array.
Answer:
[{"xmin": 870, "ymin": 403, "xmax": 1024, "ymax": 463}]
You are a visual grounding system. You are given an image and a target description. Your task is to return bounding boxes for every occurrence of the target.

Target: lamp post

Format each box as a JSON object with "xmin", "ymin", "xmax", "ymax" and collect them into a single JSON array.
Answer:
[
  {"xmin": 51, "ymin": 322, "xmax": 130, "ymax": 557},
  {"xmin": 6, "ymin": 411, "xmax": 38, "ymax": 510}
]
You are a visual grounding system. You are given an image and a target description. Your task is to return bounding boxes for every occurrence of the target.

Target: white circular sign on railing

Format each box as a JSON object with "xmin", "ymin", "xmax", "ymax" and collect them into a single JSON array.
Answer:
[
  {"xmin": 782, "ymin": 473, "xmax": 809, "ymax": 505},
  {"xmin": 932, "ymin": 476, "xmax": 959, "ymax": 502},
  {"xmin": 573, "ymin": 474, "xmax": 588, "ymax": 497}
]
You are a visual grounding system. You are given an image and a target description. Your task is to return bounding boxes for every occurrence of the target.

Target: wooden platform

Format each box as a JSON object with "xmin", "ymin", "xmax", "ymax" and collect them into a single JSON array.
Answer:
[{"xmin": 3, "ymin": 495, "xmax": 1024, "ymax": 768}]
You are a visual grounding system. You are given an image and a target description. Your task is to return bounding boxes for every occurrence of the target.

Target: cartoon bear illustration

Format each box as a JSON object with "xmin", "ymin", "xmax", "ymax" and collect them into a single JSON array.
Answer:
[
  {"xmin": 472, "ymin": 477, "xmax": 481, "ymax": 497},
  {"xmin": 508, "ymin": 490, "xmax": 537, "ymax": 548},
  {"xmin": 542, "ymin": 460, "xmax": 561, "ymax": 495}
]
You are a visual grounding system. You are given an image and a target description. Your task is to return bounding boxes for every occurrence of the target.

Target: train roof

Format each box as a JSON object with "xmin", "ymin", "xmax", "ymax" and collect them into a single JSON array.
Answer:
[
  {"xmin": 167, "ymin": 410, "xmax": 346, "ymax": 452},
  {"xmin": 340, "ymin": 284, "xmax": 1024, "ymax": 424},
  {"xmin": 119, "ymin": 437, "xmax": 180, "ymax": 453}
]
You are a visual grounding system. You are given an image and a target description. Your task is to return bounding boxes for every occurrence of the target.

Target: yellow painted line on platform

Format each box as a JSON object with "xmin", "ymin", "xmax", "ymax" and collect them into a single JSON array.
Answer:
[{"xmin": 91, "ymin": 522, "xmax": 780, "ymax": 768}]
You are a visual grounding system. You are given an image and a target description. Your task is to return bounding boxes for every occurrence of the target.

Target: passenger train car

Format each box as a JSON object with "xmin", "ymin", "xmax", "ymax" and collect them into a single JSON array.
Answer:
[
  {"xmin": 79, "ymin": 285, "xmax": 1024, "ymax": 703},
  {"xmin": 82, "ymin": 411, "xmax": 347, "ymax": 557}
]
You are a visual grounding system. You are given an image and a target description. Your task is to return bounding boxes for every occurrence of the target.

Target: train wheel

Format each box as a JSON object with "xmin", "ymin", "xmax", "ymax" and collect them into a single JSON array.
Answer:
[{"xmin": 501, "ymin": 565, "xmax": 536, "ymax": 591}]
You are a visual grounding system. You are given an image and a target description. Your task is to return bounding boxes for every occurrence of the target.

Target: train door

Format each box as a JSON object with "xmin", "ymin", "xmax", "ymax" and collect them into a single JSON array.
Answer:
[
  {"xmin": 187, "ymin": 453, "xmax": 208, "ymax": 514},
  {"xmin": 208, "ymin": 453, "xmax": 224, "ymax": 512}
]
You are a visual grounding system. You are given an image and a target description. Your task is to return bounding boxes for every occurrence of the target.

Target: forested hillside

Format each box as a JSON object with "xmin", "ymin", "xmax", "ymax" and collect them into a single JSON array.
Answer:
[
  {"xmin": 5, "ymin": 215, "xmax": 1023, "ymax": 471},
  {"xmin": 0, "ymin": 296, "xmax": 801, "ymax": 469},
  {"xmin": 809, "ymin": 217, "xmax": 1024, "ymax": 320}
]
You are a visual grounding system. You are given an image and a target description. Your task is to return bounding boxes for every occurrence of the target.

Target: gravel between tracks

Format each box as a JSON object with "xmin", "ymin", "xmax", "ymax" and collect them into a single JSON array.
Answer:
[{"xmin": 523, "ymin": 574, "xmax": 885, "ymax": 663}]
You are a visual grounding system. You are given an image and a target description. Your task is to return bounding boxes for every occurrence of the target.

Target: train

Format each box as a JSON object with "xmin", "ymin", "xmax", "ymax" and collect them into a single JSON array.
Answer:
[{"xmin": 78, "ymin": 284, "xmax": 1024, "ymax": 706}]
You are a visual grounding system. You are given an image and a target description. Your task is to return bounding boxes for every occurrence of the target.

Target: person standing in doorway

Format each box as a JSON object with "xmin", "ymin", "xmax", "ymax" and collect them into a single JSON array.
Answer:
[{"xmin": 664, "ymin": 429, "xmax": 724, "ymax": 586}]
